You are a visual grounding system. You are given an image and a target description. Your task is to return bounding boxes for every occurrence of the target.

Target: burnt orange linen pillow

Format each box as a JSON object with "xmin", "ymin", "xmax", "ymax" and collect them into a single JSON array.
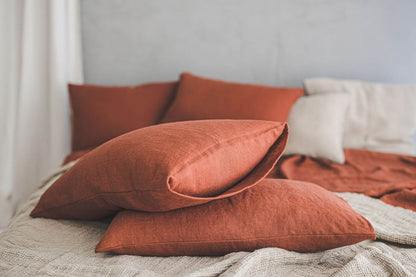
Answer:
[
  {"xmin": 31, "ymin": 120, "xmax": 288, "ymax": 220},
  {"xmin": 96, "ymin": 178, "xmax": 376, "ymax": 256},
  {"xmin": 160, "ymin": 73, "xmax": 304, "ymax": 124},
  {"xmin": 69, "ymin": 82, "xmax": 178, "ymax": 151}
]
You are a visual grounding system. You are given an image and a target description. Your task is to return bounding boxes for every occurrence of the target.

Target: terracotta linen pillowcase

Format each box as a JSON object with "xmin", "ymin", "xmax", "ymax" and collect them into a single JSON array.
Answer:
[
  {"xmin": 96, "ymin": 178, "xmax": 376, "ymax": 256},
  {"xmin": 69, "ymin": 82, "xmax": 178, "ymax": 151},
  {"xmin": 160, "ymin": 73, "xmax": 304, "ymax": 124},
  {"xmin": 31, "ymin": 120, "xmax": 288, "ymax": 220}
]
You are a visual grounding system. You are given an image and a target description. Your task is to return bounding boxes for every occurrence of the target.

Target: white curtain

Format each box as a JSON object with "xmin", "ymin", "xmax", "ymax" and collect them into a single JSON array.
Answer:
[{"xmin": 0, "ymin": 0, "xmax": 83, "ymax": 228}]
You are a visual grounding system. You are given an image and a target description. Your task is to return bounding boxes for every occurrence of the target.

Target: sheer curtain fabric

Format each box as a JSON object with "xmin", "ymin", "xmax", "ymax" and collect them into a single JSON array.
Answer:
[{"xmin": 0, "ymin": 0, "xmax": 83, "ymax": 228}]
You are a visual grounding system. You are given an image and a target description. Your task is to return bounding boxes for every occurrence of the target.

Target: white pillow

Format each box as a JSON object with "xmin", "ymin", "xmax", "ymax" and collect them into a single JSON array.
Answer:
[
  {"xmin": 305, "ymin": 78, "xmax": 416, "ymax": 155},
  {"xmin": 285, "ymin": 93, "xmax": 349, "ymax": 163}
]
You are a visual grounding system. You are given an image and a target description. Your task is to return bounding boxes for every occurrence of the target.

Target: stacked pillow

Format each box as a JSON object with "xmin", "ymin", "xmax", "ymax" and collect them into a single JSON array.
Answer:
[
  {"xmin": 96, "ymin": 179, "xmax": 375, "ymax": 256},
  {"xmin": 32, "ymin": 120, "xmax": 290, "ymax": 219},
  {"xmin": 32, "ymin": 73, "xmax": 376, "ymax": 256}
]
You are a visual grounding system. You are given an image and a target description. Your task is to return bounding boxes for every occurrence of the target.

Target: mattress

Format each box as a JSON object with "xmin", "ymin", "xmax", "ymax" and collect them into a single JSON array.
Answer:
[{"xmin": 1, "ymin": 162, "xmax": 416, "ymax": 276}]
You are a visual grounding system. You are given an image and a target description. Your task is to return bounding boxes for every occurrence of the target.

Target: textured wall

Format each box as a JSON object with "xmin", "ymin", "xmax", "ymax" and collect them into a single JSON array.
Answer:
[{"xmin": 81, "ymin": 0, "xmax": 416, "ymax": 87}]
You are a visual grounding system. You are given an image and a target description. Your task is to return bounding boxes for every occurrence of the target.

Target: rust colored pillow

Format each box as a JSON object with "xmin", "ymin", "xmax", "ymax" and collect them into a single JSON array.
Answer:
[
  {"xmin": 31, "ymin": 120, "xmax": 288, "ymax": 220},
  {"xmin": 160, "ymin": 73, "xmax": 304, "ymax": 124},
  {"xmin": 96, "ymin": 178, "xmax": 375, "ymax": 256},
  {"xmin": 69, "ymin": 82, "xmax": 178, "ymax": 151}
]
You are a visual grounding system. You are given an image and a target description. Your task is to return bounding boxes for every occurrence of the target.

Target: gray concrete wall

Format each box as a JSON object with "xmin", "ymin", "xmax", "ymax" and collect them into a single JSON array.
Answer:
[{"xmin": 81, "ymin": 0, "xmax": 416, "ymax": 87}]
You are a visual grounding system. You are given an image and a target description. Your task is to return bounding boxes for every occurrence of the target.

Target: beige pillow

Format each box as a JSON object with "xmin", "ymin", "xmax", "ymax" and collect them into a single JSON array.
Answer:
[
  {"xmin": 305, "ymin": 78, "xmax": 416, "ymax": 155},
  {"xmin": 285, "ymin": 93, "xmax": 349, "ymax": 163}
]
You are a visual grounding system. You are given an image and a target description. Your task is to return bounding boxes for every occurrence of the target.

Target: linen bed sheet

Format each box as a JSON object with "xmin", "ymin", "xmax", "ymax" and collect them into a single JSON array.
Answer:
[
  {"xmin": 1, "ymin": 162, "xmax": 416, "ymax": 276},
  {"xmin": 274, "ymin": 149, "xmax": 416, "ymax": 212}
]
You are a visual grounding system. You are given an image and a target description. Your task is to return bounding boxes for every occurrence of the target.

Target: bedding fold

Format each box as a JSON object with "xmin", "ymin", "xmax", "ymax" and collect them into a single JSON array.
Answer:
[{"xmin": 273, "ymin": 149, "xmax": 416, "ymax": 211}]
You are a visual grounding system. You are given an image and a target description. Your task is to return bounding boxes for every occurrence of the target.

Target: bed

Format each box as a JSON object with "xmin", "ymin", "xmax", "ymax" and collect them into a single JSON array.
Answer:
[
  {"xmin": 1, "ymin": 74, "xmax": 416, "ymax": 276},
  {"xmin": 1, "ymin": 155, "xmax": 416, "ymax": 276}
]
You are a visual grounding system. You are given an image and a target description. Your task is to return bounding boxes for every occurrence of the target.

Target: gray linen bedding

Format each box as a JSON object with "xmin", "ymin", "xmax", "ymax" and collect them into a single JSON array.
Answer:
[{"xmin": 1, "ymin": 163, "xmax": 416, "ymax": 276}]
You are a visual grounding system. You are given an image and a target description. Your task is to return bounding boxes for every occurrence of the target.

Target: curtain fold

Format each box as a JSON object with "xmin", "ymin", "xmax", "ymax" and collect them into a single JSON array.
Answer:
[{"xmin": 0, "ymin": 0, "xmax": 83, "ymax": 229}]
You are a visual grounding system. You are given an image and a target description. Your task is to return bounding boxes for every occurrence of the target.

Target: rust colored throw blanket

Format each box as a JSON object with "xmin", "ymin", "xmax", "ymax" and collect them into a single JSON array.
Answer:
[{"xmin": 272, "ymin": 149, "xmax": 416, "ymax": 211}]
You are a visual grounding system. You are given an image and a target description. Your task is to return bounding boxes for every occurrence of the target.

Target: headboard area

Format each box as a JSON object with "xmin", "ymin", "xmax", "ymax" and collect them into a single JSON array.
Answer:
[{"xmin": 80, "ymin": 0, "xmax": 416, "ymax": 147}]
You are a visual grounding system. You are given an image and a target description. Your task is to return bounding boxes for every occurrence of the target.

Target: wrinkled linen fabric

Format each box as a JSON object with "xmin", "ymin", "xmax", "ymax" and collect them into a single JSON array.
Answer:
[
  {"xmin": 1, "ymin": 164, "xmax": 416, "ymax": 276},
  {"xmin": 275, "ymin": 149, "xmax": 416, "ymax": 211},
  {"xmin": 31, "ymin": 120, "xmax": 288, "ymax": 220},
  {"xmin": 95, "ymin": 179, "xmax": 375, "ymax": 256}
]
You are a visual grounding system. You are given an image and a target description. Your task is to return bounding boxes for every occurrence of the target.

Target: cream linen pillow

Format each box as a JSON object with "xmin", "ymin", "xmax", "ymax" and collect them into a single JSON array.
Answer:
[
  {"xmin": 305, "ymin": 78, "xmax": 416, "ymax": 155},
  {"xmin": 285, "ymin": 93, "xmax": 349, "ymax": 163}
]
